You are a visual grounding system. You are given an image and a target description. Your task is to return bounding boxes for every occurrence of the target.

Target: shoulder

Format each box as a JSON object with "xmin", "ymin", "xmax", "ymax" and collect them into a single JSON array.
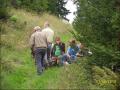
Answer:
[
  {"xmin": 42, "ymin": 28, "xmax": 46, "ymax": 31},
  {"xmin": 67, "ymin": 46, "xmax": 71, "ymax": 50},
  {"xmin": 31, "ymin": 33, "xmax": 36, "ymax": 37},
  {"xmin": 42, "ymin": 28, "xmax": 49, "ymax": 33},
  {"xmin": 42, "ymin": 27, "xmax": 50, "ymax": 31},
  {"xmin": 41, "ymin": 30, "xmax": 46, "ymax": 34},
  {"xmin": 48, "ymin": 27, "xmax": 54, "ymax": 32}
]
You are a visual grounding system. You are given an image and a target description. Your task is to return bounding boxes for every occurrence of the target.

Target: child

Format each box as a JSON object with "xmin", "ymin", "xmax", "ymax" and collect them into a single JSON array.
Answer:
[
  {"xmin": 66, "ymin": 39, "xmax": 80, "ymax": 63},
  {"xmin": 51, "ymin": 37, "xmax": 65, "ymax": 66}
]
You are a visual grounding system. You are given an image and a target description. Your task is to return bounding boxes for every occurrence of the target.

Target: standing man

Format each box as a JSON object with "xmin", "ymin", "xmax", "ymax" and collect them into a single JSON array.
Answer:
[
  {"xmin": 30, "ymin": 29, "xmax": 37, "ymax": 59},
  {"xmin": 30, "ymin": 26, "xmax": 47, "ymax": 75},
  {"xmin": 42, "ymin": 21, "xmax": 54, "ymax": 66}
]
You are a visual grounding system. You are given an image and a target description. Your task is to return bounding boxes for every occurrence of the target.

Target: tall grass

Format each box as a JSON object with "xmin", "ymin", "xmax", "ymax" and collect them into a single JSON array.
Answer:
[{"xmin": 1, "ymin": 8, "xmax": 72, "ymax": 89}]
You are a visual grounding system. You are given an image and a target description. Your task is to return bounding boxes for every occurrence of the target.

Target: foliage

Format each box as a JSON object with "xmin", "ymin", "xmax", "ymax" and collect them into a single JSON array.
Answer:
[
  {"xmin": 0, "ymin": 0, "xmax": 9, "ymax": 20},
  {"xmin": 92, "ymin": 66, "xmax": 119, "ymax": 89},
  {"xmin": 55, "ymin": 57, "xmax": 119, "ymax": 89},
  {"xmin": 73, "ymin": 0, "xmax": 120, "ymax": 50},
  {"xmin": 71, "ymin": 1, "xmax": 120, "ymax": 89},
  {"xmin": 87, "ymin": 43, "xmax": 120, "ymax": 68},
  {"xmin": 72, "ymin": 0, "xmax": 120, "ymax": 70},
  {"xmin": 1, "ymin": 8, "xmax": 72, "ymax": 89},
  {"xmin": 0, "ymin": 0, "xmax": 70, "ymax": 19},
  {"xmin": 48, "ymin": 0, "xmax": 70, "ymax": 18},
  {"xmin": 10, "ymin": 15, "xmax": 18, "ymax": 22},
  {"xmin": 10, "ymin": 0, "xmax": 70, "ymax": 19}
]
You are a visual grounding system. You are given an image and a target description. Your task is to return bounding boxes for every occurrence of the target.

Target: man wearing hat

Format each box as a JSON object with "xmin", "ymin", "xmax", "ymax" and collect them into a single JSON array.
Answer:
[{"xmin": 30, "ymin": 26, "xmax": 47, "ymax": 75}]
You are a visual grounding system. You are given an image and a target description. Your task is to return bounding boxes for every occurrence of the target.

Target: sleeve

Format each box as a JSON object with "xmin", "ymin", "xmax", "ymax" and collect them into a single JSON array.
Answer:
[{"xmin": 29, "ymin": 34, "xmax": 35, "ymax": 48}]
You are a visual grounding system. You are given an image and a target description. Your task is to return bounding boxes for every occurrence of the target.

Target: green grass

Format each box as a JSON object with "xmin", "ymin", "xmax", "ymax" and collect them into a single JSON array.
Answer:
[{"xmin": 1, "ymin": 41, "xmax": 62, "ymax": 89}]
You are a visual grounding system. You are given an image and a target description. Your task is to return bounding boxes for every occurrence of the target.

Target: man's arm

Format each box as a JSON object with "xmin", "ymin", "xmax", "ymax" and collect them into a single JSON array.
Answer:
[{"xmin": 29, "ymin": 34, "xmax": 35, "ymax": 50}]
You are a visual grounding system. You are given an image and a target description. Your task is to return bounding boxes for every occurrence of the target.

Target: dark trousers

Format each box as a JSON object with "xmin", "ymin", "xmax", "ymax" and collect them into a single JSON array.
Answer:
[{"xmin": 35, "ymin": 48, "xmax": 46, "ymax": 74}]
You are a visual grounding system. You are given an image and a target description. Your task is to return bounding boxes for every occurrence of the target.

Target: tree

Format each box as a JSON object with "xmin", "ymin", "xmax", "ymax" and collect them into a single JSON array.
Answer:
[
  {"xmin": 73, "ymin": 0, "xmax": 120, "ymax": 50},
  {"xmin": 0, "ymin": 0, "xmax": 9, "ymax": 20},
  {"xmin": 9, "ymin": 0, "xmax": 70, "ymax": 19},
  {"xmin": 73, "ymin": 0, "xmax": 120, "ymax": 69},
  {"xmin": 56, "ymin": 0, "xmax": 70, "ymax": 18},
  {"xmin": 48, "ymin": 0, "xmax": 70, "ymax": 19}
]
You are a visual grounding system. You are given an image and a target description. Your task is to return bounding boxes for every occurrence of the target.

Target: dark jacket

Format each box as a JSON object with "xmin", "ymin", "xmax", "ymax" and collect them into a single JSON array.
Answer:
[{"xmin": 51, "ymin": 42, "xmax": 65, "ymax": 57}]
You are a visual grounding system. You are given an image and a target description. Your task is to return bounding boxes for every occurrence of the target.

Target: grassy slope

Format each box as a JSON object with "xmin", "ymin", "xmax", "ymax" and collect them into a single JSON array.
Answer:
[
  {"xmin": 1, "ymin": 8, "xmax": 119, "ymax": 90},
  {"xmin": 1, "ymin": 8, "xmax": 72, "ymax": 89}
]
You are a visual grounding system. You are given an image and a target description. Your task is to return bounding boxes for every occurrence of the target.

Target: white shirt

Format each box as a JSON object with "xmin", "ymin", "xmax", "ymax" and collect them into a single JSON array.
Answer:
[{"xmin": 42, "ymin": 27, "xmax": 54, "ymax": 43}]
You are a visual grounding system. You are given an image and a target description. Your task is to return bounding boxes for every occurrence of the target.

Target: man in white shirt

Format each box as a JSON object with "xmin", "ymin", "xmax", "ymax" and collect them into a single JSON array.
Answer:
[{"xmin": 42, "ymin": 21, "xmax": 54, "ymax": 66}]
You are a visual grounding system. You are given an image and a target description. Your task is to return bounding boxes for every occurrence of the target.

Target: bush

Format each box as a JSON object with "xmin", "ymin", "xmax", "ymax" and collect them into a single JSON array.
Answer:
[
  {"xmin": 87, "ymin": 43, "xmax": 120, "ymax": 69},
  {"xmin": 0, "ymin": 0, "xmax": 10, "ymax": 20},
  {"xmin": 92, "ymin": 66, "xmax": 119, "ymax": 89},
  {"xmin": 9, "ymin": 15, "xmax": 18, "ymax": 22},
  {"xmin": 0, "ymin": 8, "xmax": 9, "ymax": 20}
]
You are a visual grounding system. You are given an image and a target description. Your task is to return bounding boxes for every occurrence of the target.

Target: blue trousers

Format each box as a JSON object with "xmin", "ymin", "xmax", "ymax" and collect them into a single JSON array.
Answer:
[
  {"xmin": 61, "ymin": 54, "xmax": 77, "ymax": 64},
  {"xmin": 35, "ymin": 48, "xmax": 46, "ymax": 74}
]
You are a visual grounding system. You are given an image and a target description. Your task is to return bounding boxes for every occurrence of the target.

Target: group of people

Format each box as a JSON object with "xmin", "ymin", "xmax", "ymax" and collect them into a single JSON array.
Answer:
[{"xmin": 29, "ymin": 21, "xmax": 92, "ymax": 75}]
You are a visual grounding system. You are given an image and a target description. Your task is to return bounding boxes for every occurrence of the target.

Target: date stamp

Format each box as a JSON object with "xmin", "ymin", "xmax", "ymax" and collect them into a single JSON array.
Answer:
[{"xmin": 95, "ymin": 79, "xmax": 117, "ymax": 86}]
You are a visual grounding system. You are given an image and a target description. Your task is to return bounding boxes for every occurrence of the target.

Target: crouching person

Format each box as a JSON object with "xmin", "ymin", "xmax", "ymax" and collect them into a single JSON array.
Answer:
[
  {"xmin": 51, "ymin": 37, "xmax": 65, "ymax": 66},
  {"xmin": 29, "ymin": 26, "xmax": 47, "ymax": 75},
  {"xmin": 65, "ymin": 39, "xmax": 80, "ymax": 63}
]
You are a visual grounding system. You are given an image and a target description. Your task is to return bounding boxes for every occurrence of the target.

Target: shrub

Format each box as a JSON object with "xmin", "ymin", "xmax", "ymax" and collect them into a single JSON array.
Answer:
[
  {"xmin": 92, "ymin": 66, "xmax": 119, "ymax": 89},
  {"xmin": 10, "ymin": 15, "xmax": 18, "ymax": 22},
  {"xmin": 0, "ymin": 8, "xmax": 9, "ymax": 20}
]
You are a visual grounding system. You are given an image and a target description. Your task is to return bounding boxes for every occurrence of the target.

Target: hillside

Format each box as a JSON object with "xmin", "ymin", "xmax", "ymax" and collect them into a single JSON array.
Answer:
[
  {"xmin": 1, "ymin": 8, "xmax": 73, "ymax": 89},
  {"xmin": 1, "ymin": 8, "xmax": 119, "ymax": 89}
]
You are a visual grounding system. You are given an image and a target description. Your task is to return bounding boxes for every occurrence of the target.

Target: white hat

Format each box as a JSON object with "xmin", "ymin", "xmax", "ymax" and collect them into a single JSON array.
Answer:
[{"xmin": 34, "ymin": 26, "xmax": 41, "ymax": 31}]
